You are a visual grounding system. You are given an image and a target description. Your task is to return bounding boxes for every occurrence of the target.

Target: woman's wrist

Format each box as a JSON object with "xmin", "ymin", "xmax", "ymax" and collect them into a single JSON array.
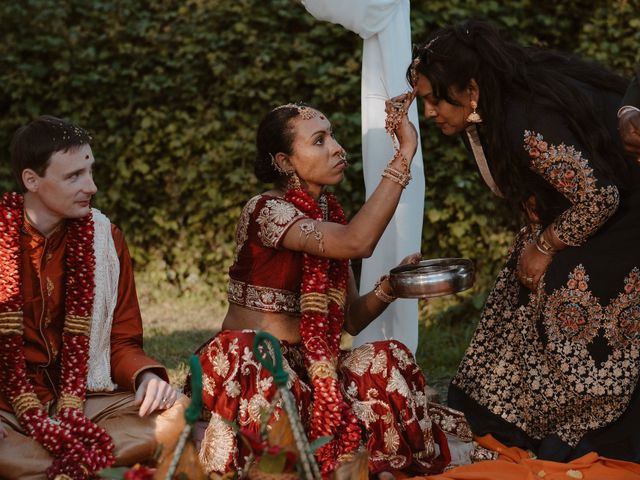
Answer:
[
  {"xmin": 382, "ymin": 149, "xmax": 412, "ymax": 188},
  {"xmin": 373, "ymin": 274, "xmax": 397, "ymax": 304}
]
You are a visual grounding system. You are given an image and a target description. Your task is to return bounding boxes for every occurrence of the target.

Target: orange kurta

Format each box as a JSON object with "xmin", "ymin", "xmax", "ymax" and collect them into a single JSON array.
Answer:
[{"xmin": 0, "ymin": 216, "xmax": 167, "ymax": 413}]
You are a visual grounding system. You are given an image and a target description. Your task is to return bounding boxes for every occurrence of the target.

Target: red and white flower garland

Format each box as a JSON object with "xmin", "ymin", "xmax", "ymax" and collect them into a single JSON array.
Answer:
[
  {"xmin": 0, "ymin": 192, "xmax": 114, "ymax": 479},
  {"xmin": 284, "ymin": 188, "xmax": 360, "ymax": 475}
]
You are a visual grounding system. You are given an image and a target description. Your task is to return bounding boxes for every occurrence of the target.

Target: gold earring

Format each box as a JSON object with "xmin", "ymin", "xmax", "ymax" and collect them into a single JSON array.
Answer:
[
  {"xmin": 466, "ymin": 100, "xmax": 482, "ymax": 124},
  {"xmin": 287, "ymin": 170, "xmax": 302, "ymax": 190}
]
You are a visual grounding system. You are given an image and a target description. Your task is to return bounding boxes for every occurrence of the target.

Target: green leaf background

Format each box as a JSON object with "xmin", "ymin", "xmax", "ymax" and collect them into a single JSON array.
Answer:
[{"xmin": 1, "ymin": 0, "xmax": 638, "ymax": 299}]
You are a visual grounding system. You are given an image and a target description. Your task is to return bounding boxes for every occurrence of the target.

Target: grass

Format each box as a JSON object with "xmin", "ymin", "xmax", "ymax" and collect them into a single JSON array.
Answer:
[
  {"xmin": 138, "ymin": 278, "xmax": 480, "ymax": 397},
  {"xmin": 138, "ymin": 279, "xmax": 227, "ymax": 387}
]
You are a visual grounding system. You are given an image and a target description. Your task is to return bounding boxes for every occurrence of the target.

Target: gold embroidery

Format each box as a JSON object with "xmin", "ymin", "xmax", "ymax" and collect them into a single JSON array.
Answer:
[
  {"xmin": 300, "ymin": 292, "xmax": 329, "ymax": 315},
  {"xmin": 13, "ymin": 392, "xmax": 41, "ymax": 418},
  {"xmin": 523, "ymin": 131, "xmax": 619, "ymax": 246},
  {"xmin": 203, "ymin": 376, "xmax": 217, "ymax": 397},
  {"xmin": 427, "ymin": 403, "xmax": 473, "ymax": 441},
  {"xmin": 199, "ymin": 413, "xmax": 236, "ymax": 474},
  {"xmin": 604, "ymin": 267, "xmax": 640, "ymax": 348},
  {"xmin": 244, "ymin": 393, "xmax": 270, "ymax": 426},
  {"xmin": 256, "ymin": 198, "xmax": 304, "ymax": 248},
  {"xmin": 453, "ymin": 256, "xmax": 640, "ymax": 446},
  {"xmin": 227, "ymin": 279, "xmax": 299, "ymax": 314},
  {"xmin": 212, "ymin": 349, "xmax": 230, "ymax": 377},
  {"xmin": 340, "ymin": 343, "xmax": 375, "ymax": 376},
  {"xmin": 0, "ymin": 311, "xmax": 22, "ymax": 335},
  {"xmin": 544, "ymin": 265, "xmax": 600, "ymax": 345},
  {"xmin": 383, "ymin": 427, "xmax": 400, "ymax": 453},
  {"xmin": 351, "ymin": 400, "xmax": 379, "ymax": 428},
  {"xmin": 370, "ymin": 351, "xmax": 388, "ymax": 376},
  {"xmin": 386, "ymin": 367, "xmax": 411, "ymax": 399},
  {"xmin": 234, "ymin": 195, "xmax": 260, "ymax": 261},
  {"xmin": 225, "ymin": 380, "xmax": 241, "ymax": 398},
  {"xmin": 46, "ymin": 277, "xmax": 54, "ymax": 297}
]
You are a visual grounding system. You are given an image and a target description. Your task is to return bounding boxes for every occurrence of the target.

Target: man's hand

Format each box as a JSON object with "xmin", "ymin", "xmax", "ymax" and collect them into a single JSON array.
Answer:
[
  {"xmin": 619, "ymin": 109, "xmax": 640, "ymax": 158},
  {"xmin": 134, "ymin": 371, "xmax": 178, "ymax": 417}
]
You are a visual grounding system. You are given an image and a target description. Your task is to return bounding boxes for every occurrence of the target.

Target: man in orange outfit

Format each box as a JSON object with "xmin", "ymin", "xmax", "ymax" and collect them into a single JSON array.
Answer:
[{"xmin": 0, "ymin": 116, "xmax": 185, "ymax": 479}]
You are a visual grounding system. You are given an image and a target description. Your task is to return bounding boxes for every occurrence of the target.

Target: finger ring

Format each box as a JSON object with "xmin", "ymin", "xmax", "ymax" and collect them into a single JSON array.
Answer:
[{"xmin": 525, "ymin": 277, "xmax": 533, "ymax": 283}]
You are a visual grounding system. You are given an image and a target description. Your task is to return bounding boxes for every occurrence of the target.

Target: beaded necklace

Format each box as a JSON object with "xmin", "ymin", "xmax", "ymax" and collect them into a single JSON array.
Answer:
[
  {"xmin": 284, "ymin": 188, "xmax": 360, "ymax": 475},
  {"xmin": 0, "ymin": 192, "xmax": 114, "ymax": 479}
]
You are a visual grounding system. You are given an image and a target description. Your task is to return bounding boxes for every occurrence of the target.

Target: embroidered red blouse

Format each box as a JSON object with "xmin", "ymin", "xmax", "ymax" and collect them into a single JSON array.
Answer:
[{"xmin": 227, "ymin": 194, "xmax": 308, "ymax": 314}]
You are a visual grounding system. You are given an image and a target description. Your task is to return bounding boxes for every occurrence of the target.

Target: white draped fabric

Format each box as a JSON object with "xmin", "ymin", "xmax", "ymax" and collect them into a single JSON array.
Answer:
[{"xmin": 302, "ymin": 0, "xmax": 424, "ymax": 354}]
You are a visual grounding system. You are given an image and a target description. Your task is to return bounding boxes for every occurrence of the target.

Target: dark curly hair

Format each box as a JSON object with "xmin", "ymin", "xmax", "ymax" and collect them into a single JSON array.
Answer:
[{"xmin": 408, "ymin": 19, "xmax": 629, "ymax": 213}]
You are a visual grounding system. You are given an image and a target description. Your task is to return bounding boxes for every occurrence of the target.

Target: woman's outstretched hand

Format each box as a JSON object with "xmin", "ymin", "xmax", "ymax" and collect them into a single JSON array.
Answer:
[{"xmin": 385, "ymin": 89, "xmax": 419, "ymax": 158}]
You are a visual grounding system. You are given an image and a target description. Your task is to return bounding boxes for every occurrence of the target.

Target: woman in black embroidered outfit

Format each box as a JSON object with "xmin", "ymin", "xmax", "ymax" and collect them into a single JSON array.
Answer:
[{"xmin": 407, "ymin": 19, "xmax": 640, "ymax": 462}]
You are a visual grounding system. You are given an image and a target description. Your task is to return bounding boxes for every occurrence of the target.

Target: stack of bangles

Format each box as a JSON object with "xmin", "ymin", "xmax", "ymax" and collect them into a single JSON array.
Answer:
[
  {"xmin": 373, "ymin": 274, "xmax": 397, "ymax": 304},
  {"xmin": 535, "ymin": 232, "xmax": 556, "ymax": 256},
  {"xmin": 382, "ymin": 150, "xmax": 411, "ymax": 188}
]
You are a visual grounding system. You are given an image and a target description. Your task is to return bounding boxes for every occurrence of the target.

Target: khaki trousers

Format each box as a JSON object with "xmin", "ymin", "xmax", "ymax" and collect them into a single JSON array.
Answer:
[{"xmin": 0, "ymin": 392, "xmax": 188, "ymax": 480}]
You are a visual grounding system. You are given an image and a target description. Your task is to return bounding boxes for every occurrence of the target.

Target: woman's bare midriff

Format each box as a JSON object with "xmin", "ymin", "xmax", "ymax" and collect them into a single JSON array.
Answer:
[{"xmin": 222, "ymin": 303, "xmax": 302, "ymax": 344}]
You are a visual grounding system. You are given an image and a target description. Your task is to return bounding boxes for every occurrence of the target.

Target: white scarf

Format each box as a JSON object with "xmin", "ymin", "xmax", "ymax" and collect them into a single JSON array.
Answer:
[{"xmin": 86, "ymin": 208, "xmax": 120, "ymax": 391}]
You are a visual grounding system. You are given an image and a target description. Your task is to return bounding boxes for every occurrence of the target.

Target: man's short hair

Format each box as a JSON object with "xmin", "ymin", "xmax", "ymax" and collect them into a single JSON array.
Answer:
[{"xmin": 9, "ymin": 115, "xmax": 92, "ymax": 191}]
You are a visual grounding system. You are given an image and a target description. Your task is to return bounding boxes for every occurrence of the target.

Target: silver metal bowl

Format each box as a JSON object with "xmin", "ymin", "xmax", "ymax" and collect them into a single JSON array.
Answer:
[{"xmin": 389, "ymin": 258, "xmax": 475, "ymax": 299}]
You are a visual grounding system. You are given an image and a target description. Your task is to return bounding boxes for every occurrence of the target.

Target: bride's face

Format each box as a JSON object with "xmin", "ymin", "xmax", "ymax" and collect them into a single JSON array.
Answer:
[
  {"xmin": 286, "ymin": 111, "xmax": 347, "ymax": 198},
  {"xmin": 415, "ymin": 73, "xmax": 474, "ymax": 136}
]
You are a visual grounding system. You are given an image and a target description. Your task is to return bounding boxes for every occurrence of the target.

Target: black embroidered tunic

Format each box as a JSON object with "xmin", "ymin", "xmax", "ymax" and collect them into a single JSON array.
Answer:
[{"xmin": 448, "ymin": 85, "xmax": 640, "ymax": 462}]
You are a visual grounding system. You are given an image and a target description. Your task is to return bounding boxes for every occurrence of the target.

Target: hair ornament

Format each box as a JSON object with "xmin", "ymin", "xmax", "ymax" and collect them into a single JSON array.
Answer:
[{"xmin": 273, "ymin": 103, "xmax": 322, "ymax": 121}]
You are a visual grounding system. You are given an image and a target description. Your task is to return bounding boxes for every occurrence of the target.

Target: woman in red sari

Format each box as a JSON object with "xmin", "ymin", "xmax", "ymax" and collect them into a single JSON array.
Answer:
[{"xmin": 194, "ymin": 101, "xmax": 483, "ymax": 477}]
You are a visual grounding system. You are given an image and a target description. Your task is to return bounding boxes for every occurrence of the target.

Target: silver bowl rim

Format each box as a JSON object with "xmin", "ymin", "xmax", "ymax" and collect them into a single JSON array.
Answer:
[
  {"xmin": 389, "ymin": 257, "xmax": 475, "ymax": 298},
  {"xmin": 389, "ymin": 257, "xmax": 474, "ymax": 276}
]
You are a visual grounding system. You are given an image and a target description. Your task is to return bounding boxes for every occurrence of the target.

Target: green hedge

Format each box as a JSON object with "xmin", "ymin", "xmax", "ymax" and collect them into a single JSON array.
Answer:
[{"xmin": 1, "ymin": 0, "xmax": 638, "ymax": 296}]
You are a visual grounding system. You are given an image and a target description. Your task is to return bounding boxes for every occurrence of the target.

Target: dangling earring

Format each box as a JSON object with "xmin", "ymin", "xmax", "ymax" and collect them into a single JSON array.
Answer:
[
  {"xmin": 269, "ymin": 153, "xmax": 286, "ymax": 174},
  {"xmin": 466, "ymin": 100, "xmax": 482, "ymax": 124},
  {"xmin": 287, "ymin": 170, "xmax": 302, "ymax": 190}
]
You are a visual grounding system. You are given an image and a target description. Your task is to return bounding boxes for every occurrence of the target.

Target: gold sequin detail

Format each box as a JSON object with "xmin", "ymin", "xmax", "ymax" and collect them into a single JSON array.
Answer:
[
  {"xmin": 13, "ymin": 392, "xmax": 41, "ymax": 418},
  {"xmin": 0, "ymin": 311, "xmax": 23, "ymax": 335}
]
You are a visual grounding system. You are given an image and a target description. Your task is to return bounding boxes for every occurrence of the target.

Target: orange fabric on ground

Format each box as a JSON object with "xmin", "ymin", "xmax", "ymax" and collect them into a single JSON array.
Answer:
[{"xmin": 407, "ymin": 435, "xmax": 640, "ymax": 480}]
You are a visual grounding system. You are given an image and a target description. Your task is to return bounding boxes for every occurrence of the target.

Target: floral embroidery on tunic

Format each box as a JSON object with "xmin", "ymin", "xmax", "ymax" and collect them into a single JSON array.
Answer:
[
  {"xmin": 255, "ymin": 198, "xmax": 304, "ymax": 248},
  {"xmin": 523, "ymin": 131, "xmax": 619, "ymax": 246},
  {"xmin": 453, "ymin": 250, "xmax": 640, "ymax": 445}
]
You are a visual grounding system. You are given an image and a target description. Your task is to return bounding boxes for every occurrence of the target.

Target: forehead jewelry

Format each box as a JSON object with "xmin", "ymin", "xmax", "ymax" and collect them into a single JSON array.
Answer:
[{"xmin": 274, "ymin": 103, "xmax": 323, "ymax": 121}]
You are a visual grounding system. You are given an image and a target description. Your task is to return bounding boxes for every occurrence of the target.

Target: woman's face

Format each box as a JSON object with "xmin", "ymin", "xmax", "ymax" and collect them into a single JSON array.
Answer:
[
  {"xmin": 286, "ymin": 110, "xmax": 347, "ymax": 197},
  {"xmin": 415, "ymin": 73, "xmax": 475, "ymax": 136}
]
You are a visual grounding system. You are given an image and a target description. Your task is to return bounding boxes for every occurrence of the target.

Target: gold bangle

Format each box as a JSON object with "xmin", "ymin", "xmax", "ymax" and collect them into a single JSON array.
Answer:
[
  {"xmin": 382, "ymin": 167, "xmax": 411, "ymax": 188},
  {"xmin": 373, "ymin": 274, "xmax": 396, "ymax": 304},
  {"xmin": 538, "ymin": 232, "xmax": 556, "ymax": 254},
  {"xmin": 534, "ymin": 240, "xmax": 553, "ymax": 256}
]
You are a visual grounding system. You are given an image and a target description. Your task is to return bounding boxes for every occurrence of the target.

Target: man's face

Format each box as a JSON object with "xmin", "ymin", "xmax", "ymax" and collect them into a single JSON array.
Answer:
[{"xmin": 31, "ymin": 144, "xmax": 97, "ymax": 220}]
